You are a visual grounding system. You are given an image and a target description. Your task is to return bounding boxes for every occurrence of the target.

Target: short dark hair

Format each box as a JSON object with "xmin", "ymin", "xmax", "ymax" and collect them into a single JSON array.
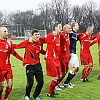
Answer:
[
  {"xmin": 53, "ymin": 22, "xmax": 61, "ymax": 30},
  {"xmin": 31, "ymin": 29, "xmax": 38, "ymax": 35},
  {"xmin": 71, "ymin": 22, "xmax": 78, "ymax": 29}
]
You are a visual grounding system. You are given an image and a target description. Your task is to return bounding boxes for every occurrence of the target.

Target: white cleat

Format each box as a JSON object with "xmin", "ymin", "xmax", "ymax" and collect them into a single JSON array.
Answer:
[
  {"xmin": 58, "ymin": 84, "xmax": 64, "ymax": 88},
  {"xmin": 25, "ymin": 96, "xmax": 31, "ymax": 100},
  {"xmin": 64, "ymin": 83, "xmax": 73, "ymax": 88},
  {"xmin": 69, "ymin": 83, "xmax": 75, "ymax": 87},
  {"xmin": 4, "ymin": 98, "xmax": 9, "ymax": 100},
  {"xmin": 55, "ymin": 86, "xmax": 62, "ymax": 90}
]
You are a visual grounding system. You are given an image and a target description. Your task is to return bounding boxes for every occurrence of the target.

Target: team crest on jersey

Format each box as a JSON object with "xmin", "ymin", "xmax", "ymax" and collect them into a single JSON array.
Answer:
[
  {"xmin": 66, "ymin": 38, "xmax": 69, "ymax": 41},
  {"xmin": 82, "ymin": 34, "xmax": 86, "ymax": 38},
  {"xmin": 56, "ymin": 44, "xmax": 60, "ymax": 46},
  {"xmin": 36, "ymin": 50, "xmax": 39, "ymax": 53},
  {"xmin": 6, "ymin": 44, "xmax": 8, "ymax": 49}
]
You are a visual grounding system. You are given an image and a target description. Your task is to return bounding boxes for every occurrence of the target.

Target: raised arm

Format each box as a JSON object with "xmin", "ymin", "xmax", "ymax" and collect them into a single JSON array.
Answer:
[
  {"xmin": 12, "ymin": 49, "xmax": 23, "ymax": 61},
  {"xmin": 40, "ymin": 33, "xmax": 55, "ymax": 44},
  {"xmin": 90, "ymin": 33, "xmax": 99, "ymax": 46},
  {"xmin": 40, "ymin": 49, "xmax": 46, "ymax": 55},
  {"xmin": 14, "ymin": 40, "xmax": 30, "ymax": 49},
  {"xmin": 11, "ymin": 42, "xmax": 23, "ymax": 61}
]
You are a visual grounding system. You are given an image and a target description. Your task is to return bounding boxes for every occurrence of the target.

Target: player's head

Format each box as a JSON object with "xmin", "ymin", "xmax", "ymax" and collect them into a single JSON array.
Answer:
[
  {"xmin": 63, "ymin": 24, "xmax": 72, "ymax": 34},
  {"xmin": 53, "ymin": 22, "xmax": 62, "ymax": 35},
  {"xmin": 0, "ymin": 27, "xmax": 8, "ymax": 40},
  {"xmin": 86, "ymin": 26, "xmax": 93, "ymax": 35},
  {"xmin": 31, "ymin": 29, "xmax": 40, "ymax": 42},
  {"xmin": 71, "ymin": 22, "xmax": 79, "ymax": 32}
]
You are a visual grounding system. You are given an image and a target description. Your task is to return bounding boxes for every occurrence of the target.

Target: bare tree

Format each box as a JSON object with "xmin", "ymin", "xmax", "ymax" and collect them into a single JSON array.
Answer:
[
  {"xmin": 81, "ymin": 1, "xmax": 96, "ymax": 29},
  {"xmin": 51, "ymin": 0, "xmax": 71, "ymax": 25},
  {"xmin": 38, "ymin": 2, "xmax": 54, "ymax": 33},
  {"xmin": 94, "ymin": 8, "xmax": 100, "ymax": 33}
]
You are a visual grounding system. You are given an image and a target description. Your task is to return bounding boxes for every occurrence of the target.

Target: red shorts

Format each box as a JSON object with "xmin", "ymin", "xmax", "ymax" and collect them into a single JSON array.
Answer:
[
  {"xmin": 0, "ymin": 69, "xmax": 13, "ymax": 82},
  {"xmin": 80, "ymin": 53, "xmax": 93, "ymax": 65},
  {"xmin": 46, "ymin": 59, "xmax": 61, "ymax": 77},
  {"xmin": 59, "ymin": 56, "xmax": 69, "ymax": 73}
]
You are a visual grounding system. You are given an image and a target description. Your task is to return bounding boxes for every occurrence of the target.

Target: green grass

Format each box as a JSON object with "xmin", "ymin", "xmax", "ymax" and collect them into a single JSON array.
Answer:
[{"xmin": 7, "ymin": 40, "xmax": 100, "ymax": 100}]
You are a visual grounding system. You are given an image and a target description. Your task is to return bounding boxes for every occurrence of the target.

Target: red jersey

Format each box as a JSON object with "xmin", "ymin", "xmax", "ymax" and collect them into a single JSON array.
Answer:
[
  {"xmin": 40, "ymin": 32, "xmax": 60, "ymax": 59},
  {"xmin": 59, "ymin": 31, "xmax": 70, "ymax": 57},
  {"xmin": 91, "ymin": 33, "xmax": 100, "ymax": 65},
  {"xmin": 14, "ymin": 40, "xmax": 45, "ymax": 66},
  {"xmin": 78, "ymin": 32, "xmax": 93, "ymax": 54},
  {"xmin": 91, "ymin": 33, "xmax": 100, "ymax": 47},
  {"xmin": 0, "ymin": 39, "xmax": 23, "ymax": 71}
]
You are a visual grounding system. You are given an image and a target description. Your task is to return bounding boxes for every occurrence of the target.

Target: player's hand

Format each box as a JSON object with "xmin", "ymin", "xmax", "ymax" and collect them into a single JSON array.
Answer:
[
  {"xmin": 44, "ymin": 55, "xmax": 46, "ymax": 60},
  {"xmin": 29, "ymin": 37, "xmax": 32, "ymax": 42},
  {"xmin": 53, "ymin": 31, "xmax": 56, "ymax": 34},
  {"xmin": 68, "ymin": 55, "xmax": 71, "ymax": 60},
  {"xmin": 53, "ymin": 31, "xmax": 57, "ymax": 36},
  {"xmin": 21, "ymin": 58, "xmax": 24, "ymax": 61}
]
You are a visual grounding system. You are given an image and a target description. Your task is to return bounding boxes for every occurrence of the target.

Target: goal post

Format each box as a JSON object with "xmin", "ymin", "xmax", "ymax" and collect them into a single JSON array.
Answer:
[{"xmin": 24, "ymin": 30, "xmax": 47, "ymax": 39}]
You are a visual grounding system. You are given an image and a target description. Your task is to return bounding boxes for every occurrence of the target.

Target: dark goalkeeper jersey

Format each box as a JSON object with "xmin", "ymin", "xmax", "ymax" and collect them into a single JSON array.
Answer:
[{"xmin": 70, "ymin": 30, "xmax": 78, "ymax": 54}]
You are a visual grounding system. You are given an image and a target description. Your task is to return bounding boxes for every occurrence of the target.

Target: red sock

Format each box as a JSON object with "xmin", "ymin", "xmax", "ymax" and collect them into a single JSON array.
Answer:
[
  {"xmin": 47, "ymin": 80, "xmax": 57, "ymax": 94},
  {"xmin": 82, "ymin": 65, "xmax": 88, "ymax": 78},
  {"xmin": 55, "ymin": 73, "xmax": 66, "ymax": 87},
  {"xmin": 84, "ymin": 66, "xmax": 93, "ymax": 79},
  {"xmin": 55, "ymin": 78, "xmax": 62, "ymax": 87},
  {"xmin": 58, "ymin": 78, "xmax": 63, "ymax": 84},
  {"xmin": 4, "ymin": 86, "xmax": 12, "ymax": 99},
  {"xmin": 0, "ymin": 89, "xmax": 3, "ymax": 99}
]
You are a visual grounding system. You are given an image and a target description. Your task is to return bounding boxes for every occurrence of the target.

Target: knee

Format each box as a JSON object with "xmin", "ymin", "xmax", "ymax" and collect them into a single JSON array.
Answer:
[
  {"xmin": 0, "ymin": 82, "xmax": 4, "ymax": 89},
  {"xmin": 38, "ymin": 79, "xmax": 44, "ymax": 86},
  {"xmin": 76, "ymin": 68, "xmax": 79, "ymax": 72},
  {"xmin": 52, "ymin": 77, "xmax": 58, "ymax": 81},
  {"xmin": 89, "ymin": 63, "xmax": 93, "ymax": 67},
  {"xmin": 59, "ymin": 74, "xmax": 62, "ymax": 78},
  {"xmin": 8, "ymin": 81, "xmax": 13, "ymax": 88},
  {"xmin": 73, "ymin": 67, "xmax": 79, "ymax": 72},
  {"xmin": 27, "ymin": 81, "xmax": 33, "ymax": 88}
]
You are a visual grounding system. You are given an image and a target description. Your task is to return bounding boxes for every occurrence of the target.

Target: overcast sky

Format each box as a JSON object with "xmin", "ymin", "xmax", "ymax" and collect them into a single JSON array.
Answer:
[{"xmin": 0, "ymin": 0, "xmax": 100, "ymax": 12}]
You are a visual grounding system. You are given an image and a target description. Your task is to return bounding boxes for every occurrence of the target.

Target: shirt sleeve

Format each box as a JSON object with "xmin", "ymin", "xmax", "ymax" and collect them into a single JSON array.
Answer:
[
  {"xmin": 40, "ymin": 33, "xmax": 55, "ymax": 44},
  {"xmin": 90, "ymin": 38, "xmax": 98, "ymax": 46},
  {"xmin": 39, "ymin": 37, "xmax": 46, "ymax": 43},
  {"xmin": 11, "ymin": 42, "xmax": 23, "ymax": 61},
  {"xmin": 77, "ymin": 33, "xmax": 82, "ymax": 40},
  {"xmin": 39, "ymin": 41, "xmax": 46, "ymax": 55},
  {"xmin": 91, "ymin": 34, "xmax": 97, "ymax": 40},
  {"xmin": 14, "ymin": 40, "xmax": 30, "ymax": 48},
  {"xmin": 90, "ymin": 34, "xmax": 99, "ymax": 46},
  {"xmin": 12, "ymin": 50, "xmax": 23, "ymax": 61},
  {"xmin": 60, "ymin": 33, "xmax": 64, "ymax": 41},
  {"xmin": 40, "ymin": 49, "xmax": 46, "ymax": 55}
]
